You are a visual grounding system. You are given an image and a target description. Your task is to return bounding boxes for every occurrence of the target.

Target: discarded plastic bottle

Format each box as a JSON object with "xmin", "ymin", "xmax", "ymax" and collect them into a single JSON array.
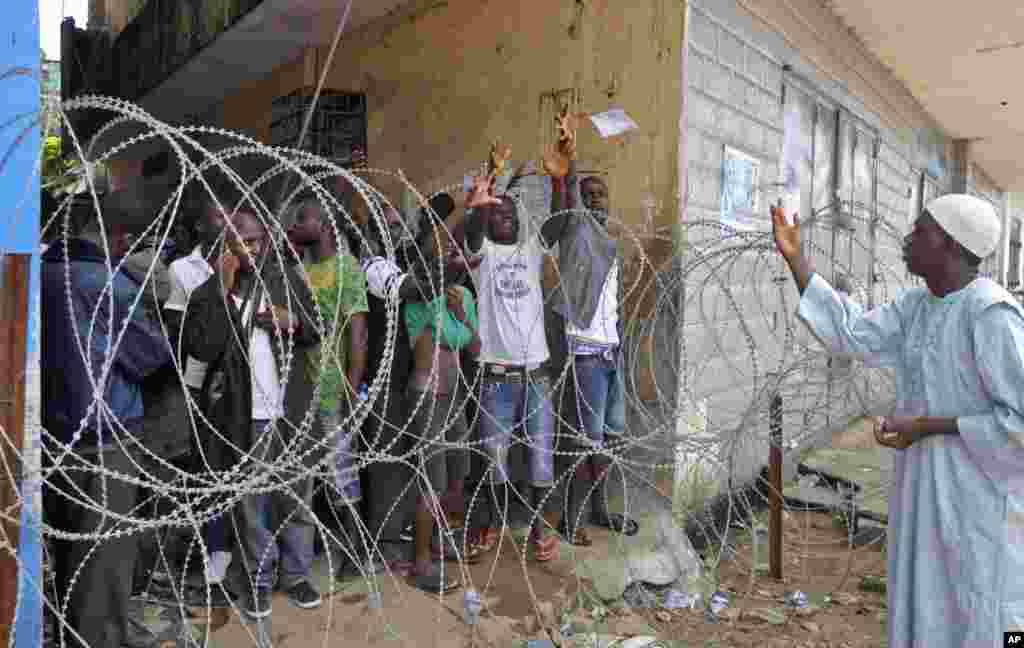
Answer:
[
  {"xmin": 663, "ymin": 589, "xmax": 687, "ymax": 609},
  {"xmin": 705, "ymin": 590, "xmax": 730, "ymax": 622},
  {"xmin": 464, "ymin": 589, "xmax": 482, "ymax": 626},
  {"xmin": 367, "ymin": 589, "xmax": 383, "ymax": 610},
  {"xmin": 752, "ymin": 524, "xmax": 770, "ymax": 574},
  {"xmin": 786, "ymin": 590, "xmax": 809, "ymax": 609}
]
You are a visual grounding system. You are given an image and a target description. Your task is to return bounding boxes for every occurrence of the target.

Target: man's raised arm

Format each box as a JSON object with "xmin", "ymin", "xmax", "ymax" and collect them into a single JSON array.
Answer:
[
  {"xmin": 771, "ymin": 204, "xmax": 814, "ymax": 294},
  {"xmin": 776, "ymin": 205, "xmax": 908, "ymax": 365}
]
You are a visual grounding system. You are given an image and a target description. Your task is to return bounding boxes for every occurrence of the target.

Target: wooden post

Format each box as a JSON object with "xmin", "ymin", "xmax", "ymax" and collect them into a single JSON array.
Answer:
[
  {"xmin": 768, "ymin": 391, "xmax": 783, "ymax": 580},
  {"xmin": 0, "ymin": 254, "xmax": 31, "ymax": 648}
]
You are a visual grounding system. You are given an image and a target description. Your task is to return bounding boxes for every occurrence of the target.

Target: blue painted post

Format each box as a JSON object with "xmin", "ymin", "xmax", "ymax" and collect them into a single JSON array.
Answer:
[{"xmin": 0, "ymin": 3, "xmax": 43, "ymax": 648}]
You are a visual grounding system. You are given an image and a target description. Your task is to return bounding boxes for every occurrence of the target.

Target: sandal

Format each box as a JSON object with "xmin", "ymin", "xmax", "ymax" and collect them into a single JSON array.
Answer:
[
  {"xmin": 410, "ymin": 563, "xmax": 461, "ymax": 595},
  {"xmin": 593, "ymin": 513, "xmax": 639, "ymax": 537},
  {"xmin": 529, "ymin": 531, "xmax": 560, "ymax": 563},
  {"xmin": 564, "ymin": 525, "xmax": 593, "ymax": 547},
  {"xmin": 431, "ymin": 528, "xmax": 483, "ymax": 564},
  {"xmin": 467, "ymin": 527, "xmax": 499, "ymax": 555}
]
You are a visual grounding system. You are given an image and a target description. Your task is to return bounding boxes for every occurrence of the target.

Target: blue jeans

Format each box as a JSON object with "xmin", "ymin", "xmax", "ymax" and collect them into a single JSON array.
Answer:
[
  {"xmin": 238, "ymin": 420, "xmax": 316, "ymax": 592},
  {"xmin": 479, "ymin": 375, "xmax": 555, "ymax": 487},
  {"xmin": 323, "ymin": 410, "xmax": 362, "ymax": 504},
  {"xmin": 204, "ymin": 514, "xmax": 231, "ymax": 554},
  {"xmin": 572, "ymin": 351, "xmax": 626, "ymax": 447}
]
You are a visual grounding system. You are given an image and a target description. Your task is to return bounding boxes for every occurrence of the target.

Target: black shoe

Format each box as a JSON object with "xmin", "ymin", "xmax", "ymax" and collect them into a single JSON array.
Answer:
[
  {"xmin": 245, "ymin": 588, "xmax": 272, "ymax": 619},
  {"xmin": 399, "ymin": 523, "xmax": 414, "ymax": 543},
  {"xmin": 193, "ymin": 583, "xmax": 236, "ymax": 608},
  {"xmin": 285, "ymin": 581, "xmax": 322, "ymax": 609},
  {"xmin": 336, "ymin": 557, "xmax": 386, "ymax": 581},
  {"xmin": 122, "ymin": 618, "xmax": 157, "ymax": 648}
]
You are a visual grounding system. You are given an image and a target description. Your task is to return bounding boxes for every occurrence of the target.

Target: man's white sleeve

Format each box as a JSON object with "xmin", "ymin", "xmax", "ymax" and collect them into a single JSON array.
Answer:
[
  {"xmin": 795, "ymin": 273, "xmax": 908, "ymax": 368},
  {"xmin": 361, "ymin": 256, "xmax": 406, "ymax": 301},
  {"xmin": 164, "ymin": 265, "xmax": 188, "ymax": 312}
]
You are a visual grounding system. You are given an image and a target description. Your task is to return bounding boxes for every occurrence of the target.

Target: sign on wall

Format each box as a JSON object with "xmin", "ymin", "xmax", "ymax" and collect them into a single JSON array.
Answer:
[{"xmin": 720, "ymin": 145, "xmax": 764, "ymax": 230}]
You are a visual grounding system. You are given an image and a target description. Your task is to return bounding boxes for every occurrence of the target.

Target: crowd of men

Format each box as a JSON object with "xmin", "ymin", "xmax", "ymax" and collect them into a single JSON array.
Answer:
[
  {"xmin": 39, "ymin": 128, "xmax": 643, "ymax": 647},
  {"xmin": 36, "ymin": 110, "xmax": 1024, "ymax": 648}
]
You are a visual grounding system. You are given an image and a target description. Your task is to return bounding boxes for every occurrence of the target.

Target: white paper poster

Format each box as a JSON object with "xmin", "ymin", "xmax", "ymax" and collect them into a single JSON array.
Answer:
[
  {"xmin": 589, "ymin": 109, "xmax": 640, "ymax": 139},
  {"xmin": 720, "ymin": 145, "xmax": 763, "ymax": 231},
  {"xmin": 779, "ymin": 99, "xmax": 810, "ymax": 224}
]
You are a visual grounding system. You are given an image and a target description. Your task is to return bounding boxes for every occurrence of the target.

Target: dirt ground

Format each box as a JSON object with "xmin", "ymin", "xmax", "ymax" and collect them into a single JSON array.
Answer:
[
  {"xmin": 184, "ymin": 506, "xmax": 886, "ymax": 648},
  {"xmin": 168, "ymin": 419, "xmax": 891, "ymax": 648},
  {"xmin": 648, "ymin": 508, "xmax": 888, "ymax": 648}
]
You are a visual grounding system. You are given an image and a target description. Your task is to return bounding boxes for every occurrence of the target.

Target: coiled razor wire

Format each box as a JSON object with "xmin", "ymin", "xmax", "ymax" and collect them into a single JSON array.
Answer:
[{"xmin": 0, "ymin": 93, "xmax": 915, "ymax": 647}]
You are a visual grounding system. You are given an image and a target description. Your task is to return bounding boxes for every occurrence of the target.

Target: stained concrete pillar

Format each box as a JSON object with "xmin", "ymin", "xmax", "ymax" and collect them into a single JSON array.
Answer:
[{"xmin": 950, "ymin": 139, "xmax": 972, "ymax": 194}]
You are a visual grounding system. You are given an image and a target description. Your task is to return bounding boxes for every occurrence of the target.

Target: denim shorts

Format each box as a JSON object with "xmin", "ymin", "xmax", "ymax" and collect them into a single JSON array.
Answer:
[
  {"xmin": 570, "ymin": 351, "xmax": 626, "ymax": 449},
  {"xmin": 478, "ymin": 371, "xmax": 555, "ymax": 487},
  {"xmin": 322, "ymin": 410, "xmax": 361, "ymax": 504}
]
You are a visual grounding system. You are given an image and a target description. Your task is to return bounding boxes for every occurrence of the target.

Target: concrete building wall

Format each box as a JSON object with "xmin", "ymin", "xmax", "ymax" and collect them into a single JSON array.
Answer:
[
  {"xmin": 682, "ymin": 0, "xmax": 961, "ymax": 489},
  {"xmin": 968, "ymin": 162, "xmax": 1007, "ymax": 281},
  {"xmin": 219, "ymin": 0, "xmax": 689, "ymax": 404},
  {"xmin": 1008, "ymin": 194, "xmax": 1024, "ymax": 292},
  {"xmin": 223, "ymin": 0, "xmax": 685, "ymax": 231}
]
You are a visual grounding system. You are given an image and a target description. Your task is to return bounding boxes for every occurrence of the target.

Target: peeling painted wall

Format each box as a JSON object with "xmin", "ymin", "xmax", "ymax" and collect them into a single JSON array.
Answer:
[
  {"xmin": 224, "ymin": 0, "xmax": 685, "ymax": 236},
  {"xmin": 220, "ymin": 0, "xmax": 689, "ymax": 402}
]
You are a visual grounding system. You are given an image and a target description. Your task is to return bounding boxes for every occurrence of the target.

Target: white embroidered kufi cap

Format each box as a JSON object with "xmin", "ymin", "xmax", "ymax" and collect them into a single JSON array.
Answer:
[{"xmin": 925, "ymin": 193, "xmax": 1001, "ymax": 259}]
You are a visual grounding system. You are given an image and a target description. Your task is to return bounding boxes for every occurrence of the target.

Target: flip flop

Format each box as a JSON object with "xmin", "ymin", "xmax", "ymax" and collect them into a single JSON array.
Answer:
[
  {"xmin": 467, "ymin": 527, "xmax": 499, "ymax": 555},
  {"xmin": 529, "ymin": 533, "xmax": 560, "ymax": 562},
  {"xmin": 594, "ymin": 513, "xmax": 639, "ymax": 537},
  {"xmin": 559, "ymin": 523, "xmax": 593, "ymax": 547},
  {"xmin": 431, "ymin": 528, "xmax": 484, "ymax": 564},
  {"xmin": 410, "ymin": 563, "xmax": 461, "ymax": 595}
]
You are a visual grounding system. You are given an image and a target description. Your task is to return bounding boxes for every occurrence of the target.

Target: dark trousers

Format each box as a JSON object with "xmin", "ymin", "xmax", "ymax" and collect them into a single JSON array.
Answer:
[
  {"xmin": 45, "ymin": 443, "xmax": 141, "ymax": 648},
  {"xmin": 134, "ymin": 452, "xmax": 191, "ymax": 588},
  {"xmin": 362, "ymin": 389, "xmax": 414, "ymax": 561},
  {"xmin": 134, "ymin": 451, "xmax": 233, "ymax": 588}
]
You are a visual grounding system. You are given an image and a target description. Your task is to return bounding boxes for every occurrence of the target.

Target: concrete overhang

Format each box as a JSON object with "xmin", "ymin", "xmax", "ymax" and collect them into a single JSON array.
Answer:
[
  {"xmin": 826, "ymin": 0, "xmax": 1024, "ymax": 190},
  {"xmin": 92, "ymin": 0, "xmax": 406, "ymax": 164},
  {"xmin": 139, "ymin": 0, "xmax": 405, "ymax": 123}
]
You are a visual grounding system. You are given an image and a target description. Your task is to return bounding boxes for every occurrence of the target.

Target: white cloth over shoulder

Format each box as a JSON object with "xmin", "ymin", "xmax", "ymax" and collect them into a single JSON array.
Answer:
[
  {"xmin": 798, "ymin": 272, "xmax": 1024, "ymax": 647},
  {"xmin": 361, "ymin": 256, "xmax": 406, "ymax": 302},
  {"xmin": 166, "ymin": 246, "xmax": 215, "ymax": 389}
]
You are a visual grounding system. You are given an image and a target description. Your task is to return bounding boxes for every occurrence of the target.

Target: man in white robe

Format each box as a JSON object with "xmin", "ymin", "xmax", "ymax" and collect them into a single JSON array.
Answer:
[{"xmin": 772, "ymin": 194, "xmax": 1024, "ymax": 647}]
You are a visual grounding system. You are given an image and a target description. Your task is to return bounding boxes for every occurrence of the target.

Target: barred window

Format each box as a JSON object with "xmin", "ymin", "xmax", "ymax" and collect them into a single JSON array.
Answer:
[{"xmin": 270, "ymin": 89, "xmax": 367, "ymax": 167}]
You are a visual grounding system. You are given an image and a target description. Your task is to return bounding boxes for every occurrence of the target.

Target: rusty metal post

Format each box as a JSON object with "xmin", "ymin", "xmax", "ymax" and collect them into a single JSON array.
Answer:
[
  {"xmin": 769, "ymin": 391, "xmax": 784, "ymax": 580},
  {"xmin": 0, "ymin": 254, "xmax": 30, "ymax": 648}
]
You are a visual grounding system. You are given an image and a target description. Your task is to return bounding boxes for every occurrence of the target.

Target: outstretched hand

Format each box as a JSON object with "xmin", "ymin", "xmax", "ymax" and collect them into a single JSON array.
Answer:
[
  {"xmin": 489, "ymin": 140, "xmax": 513, "ymax": 176},
  {"xmin": 771, "ymin": 204, "xmax": 801, "ymax": 261},
  {"xmin": 542, "ymin": 109, "xmax": 578, "ymax": 178},
  {"xmin": 465, "ymin": 172, "xmax": 500, "ymax": 210}
]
